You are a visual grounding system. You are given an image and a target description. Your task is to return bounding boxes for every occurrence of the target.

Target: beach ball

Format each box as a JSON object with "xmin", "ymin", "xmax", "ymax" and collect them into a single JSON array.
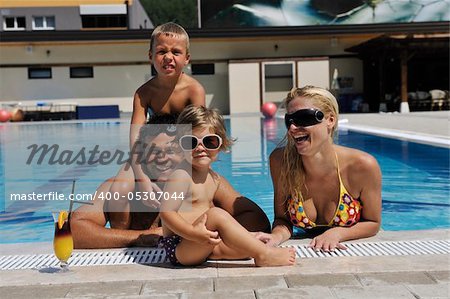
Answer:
[
  {"xmin": 10, "ymin": 108, "xmax": 24, "ymax": 122},
  {"xmin": 261, "ymin": 102, "xmax": 277, "ymax": 119},
  {"xmin": 0, "ymin": 109, "xmax": 11, "ymax": 122}
]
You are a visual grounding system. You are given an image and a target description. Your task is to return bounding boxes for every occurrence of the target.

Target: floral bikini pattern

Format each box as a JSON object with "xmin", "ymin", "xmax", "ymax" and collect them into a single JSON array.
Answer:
[{"xmin": 287, "ymin": 173, "xmax": 362, "ymax": 229}]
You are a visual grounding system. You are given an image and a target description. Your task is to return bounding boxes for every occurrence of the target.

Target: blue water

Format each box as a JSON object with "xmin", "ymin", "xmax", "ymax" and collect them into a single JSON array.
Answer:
[{"xmin": 0, "ymin": 117, "xmax": 449, "ymax": 243}]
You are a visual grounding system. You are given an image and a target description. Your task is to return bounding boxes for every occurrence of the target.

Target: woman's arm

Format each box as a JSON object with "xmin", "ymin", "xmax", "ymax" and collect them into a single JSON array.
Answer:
[
  {"xmin": 310, "ymin": 152, "xmax": 382, "ymax": 251},
  {"xmin": 268, "ymin": 148, "xmax": 293, "ymax": 245}
]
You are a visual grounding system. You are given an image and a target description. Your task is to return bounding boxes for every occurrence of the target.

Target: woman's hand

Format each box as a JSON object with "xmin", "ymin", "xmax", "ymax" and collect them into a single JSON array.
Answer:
[
  {"xmin": 252, "ymin": 232, "xmax": 281, "ymax": 247},
  {"xmin": 309, "ymin": 228, "xmax": 347, "ymax": 251},
  {"xmin": 192, "ymin": 214, "xmax": 222, "ymax": 245}
]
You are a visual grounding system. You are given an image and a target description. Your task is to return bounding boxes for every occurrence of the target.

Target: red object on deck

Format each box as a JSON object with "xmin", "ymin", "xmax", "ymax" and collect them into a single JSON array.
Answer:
[{"xmin": 261, "ymin": 102, "xmax": 277, "ymax": 119}]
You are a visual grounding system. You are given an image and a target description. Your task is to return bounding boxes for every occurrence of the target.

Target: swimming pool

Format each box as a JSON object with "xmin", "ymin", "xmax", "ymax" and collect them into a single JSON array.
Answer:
[{"xmin": 1, "ymin": 116, "xmax": 449, "ymax": 243}]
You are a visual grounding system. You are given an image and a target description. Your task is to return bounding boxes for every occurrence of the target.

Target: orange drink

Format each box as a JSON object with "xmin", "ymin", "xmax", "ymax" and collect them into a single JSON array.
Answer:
[{"xmin": 52, "ymin": 211, "xmax": 73, "ymax": 271}]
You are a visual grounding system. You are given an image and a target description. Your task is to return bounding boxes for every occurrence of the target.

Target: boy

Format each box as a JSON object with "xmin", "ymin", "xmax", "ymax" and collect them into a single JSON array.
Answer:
[{"xmin": 109, "ymin": 22, "xmax": 205, "ymax": 224}]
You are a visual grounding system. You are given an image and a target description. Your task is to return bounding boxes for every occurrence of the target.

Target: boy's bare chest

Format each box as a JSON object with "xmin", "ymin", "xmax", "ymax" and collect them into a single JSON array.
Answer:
[{"xmin": 149, "ymin": 88, "xmax": 190, "ymax": 114}]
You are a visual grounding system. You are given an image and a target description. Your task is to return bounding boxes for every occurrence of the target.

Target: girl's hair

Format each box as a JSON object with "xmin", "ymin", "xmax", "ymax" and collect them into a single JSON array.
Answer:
[
  {"xmin": 280, "ymin": 85, "xmax": 340, "ymax": 201},
  {"xmin": 150, "ymin": 22, "xmax": 190, "ymax": 54},
  {"xmin": 177, "ymin": 105, "xmax": 233, "ymax": 151}
]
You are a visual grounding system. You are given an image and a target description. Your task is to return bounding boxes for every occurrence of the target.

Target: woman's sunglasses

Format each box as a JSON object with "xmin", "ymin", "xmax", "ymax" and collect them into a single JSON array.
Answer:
[
  {"xmin": 284, "ymin": 108, "xmax": 324, "ymax": 129},
  {"xmin": 179, "ymin": 134, "xmax": 222, "ymax": 151}
]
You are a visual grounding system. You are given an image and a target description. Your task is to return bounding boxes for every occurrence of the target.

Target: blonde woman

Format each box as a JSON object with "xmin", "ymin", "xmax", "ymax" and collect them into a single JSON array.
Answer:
[{"xmin": 257, "ymin": 86, "xmax": 382, "ymax": 251}]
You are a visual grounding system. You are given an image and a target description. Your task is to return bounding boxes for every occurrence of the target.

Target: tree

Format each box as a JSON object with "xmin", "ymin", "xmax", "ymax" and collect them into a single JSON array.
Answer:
[{"xmin": 139, "ymin": 0, "xmax": 198, "ymax": 28}]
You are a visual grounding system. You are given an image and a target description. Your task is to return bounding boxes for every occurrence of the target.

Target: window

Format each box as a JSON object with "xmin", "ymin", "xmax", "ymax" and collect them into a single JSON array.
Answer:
[
  {"xmin": 191, "ymin": 64, "xmax": 215, "ymax": 75},
  {"xmin": 28, "ymin": 68, "xmax": 52, "ymax": 79},
  {"xmin": 70, "ymin": 67, "xmax": 93, "ymax": 78},
  {"xmin": 81, "ymin": 15, "xmax": 127, "ymax": 28},
  {"xmin": 32, "ymin": 16, "xmax": 55, "ymax": 30},
  {"xmin": 3, "ymin": 16, "xmax": 26, "ymax": 30}
]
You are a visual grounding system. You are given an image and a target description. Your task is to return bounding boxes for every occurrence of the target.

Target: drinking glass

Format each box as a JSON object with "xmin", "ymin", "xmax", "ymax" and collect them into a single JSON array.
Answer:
[{"xmin": 51, "ymin": 211, "xmax": 73, "ymax": 272}]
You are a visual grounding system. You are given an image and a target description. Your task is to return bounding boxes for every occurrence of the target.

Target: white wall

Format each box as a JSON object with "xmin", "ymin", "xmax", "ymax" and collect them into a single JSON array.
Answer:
[
  {"xmin": 191, "ymin": 35, "xmax": 375, "ymax": 61},
  {"xmin": 228, "ymin": 62, "xmax": 260, "ymax": 114},
  {"xmin": 192, "ymin": 62, "xmax": 229, "ymax": 114},
  {"xmin": 297, "ymin": 60, "xmax": 330, "ymax": 89},
  {"xmin": 0, "ymin": 65, "xmax": 149, "ymax": 111},
  {"xmin": 1, "ymin": 35, "xmax": 372, "ymax": 114}
]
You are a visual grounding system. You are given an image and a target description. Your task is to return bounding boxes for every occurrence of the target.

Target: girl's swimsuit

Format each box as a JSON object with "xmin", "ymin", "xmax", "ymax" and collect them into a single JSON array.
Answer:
[
  {"xmin": 158, "ymin": 235, "xmax": 181, "ymax": 265},
  {"xmin": 287, "ymin": 155, "xmax": 362, "ymax": 229}
]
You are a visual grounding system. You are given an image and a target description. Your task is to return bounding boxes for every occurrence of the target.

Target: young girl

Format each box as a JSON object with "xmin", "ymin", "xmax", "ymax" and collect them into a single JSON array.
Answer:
[{"xmin": 159, "ymin": 105, "xmax": 296, "ymax": 266}]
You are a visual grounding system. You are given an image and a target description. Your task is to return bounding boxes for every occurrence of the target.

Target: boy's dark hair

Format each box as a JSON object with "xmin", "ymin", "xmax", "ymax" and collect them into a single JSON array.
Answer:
[{"xmin": 138, "ymin": 113, "xmax": 179, "ymax": 142}]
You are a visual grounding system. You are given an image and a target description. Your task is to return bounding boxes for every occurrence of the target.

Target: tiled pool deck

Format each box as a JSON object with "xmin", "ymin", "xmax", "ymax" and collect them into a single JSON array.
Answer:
[{"xmin": 1, "ymin": 111, "xmax": 449, "ymax": 298}]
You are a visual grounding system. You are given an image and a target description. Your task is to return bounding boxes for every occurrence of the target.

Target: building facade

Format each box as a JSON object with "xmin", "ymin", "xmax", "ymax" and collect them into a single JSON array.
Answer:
[
  {"xmin": 1, "ymin": 1, "xmax": 449, "ymax": 114},
  {"xmin": 1, "ymin": 0, "xmax": 152, "ymax": 32}
]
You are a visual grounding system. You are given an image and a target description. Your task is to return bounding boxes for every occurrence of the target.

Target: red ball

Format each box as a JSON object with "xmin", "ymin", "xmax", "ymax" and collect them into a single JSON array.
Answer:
[
  {"xmin": 261, "ymin": 102, "xmax": 277, "ymax": 119},
  {"xmin": 0, "ymin": 109, "xmax": 11, "ymax": 122}
]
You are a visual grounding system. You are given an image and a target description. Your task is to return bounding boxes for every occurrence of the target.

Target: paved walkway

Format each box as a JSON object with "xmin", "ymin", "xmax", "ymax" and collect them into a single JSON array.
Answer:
[
  {"xmin": 341, "ymin": 111, "xmax": 449, "ymax": 147},
  {"xmin": 1, "ymin": 111, "xmax": 449, "ymax": 298},
  {"xmin": 1, "ymin": 230, "xmax": 449, "ymax": 298},
  {"xmin": 342, "ymin": 111, "xmax": 449, "ymax": 137}
]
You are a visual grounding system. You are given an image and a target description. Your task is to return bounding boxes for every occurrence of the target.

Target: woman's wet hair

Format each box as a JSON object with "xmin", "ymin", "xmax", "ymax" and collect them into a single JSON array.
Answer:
[{"xmin": 177, "ymin": 105, "xmax": 233, "ymax": 152}]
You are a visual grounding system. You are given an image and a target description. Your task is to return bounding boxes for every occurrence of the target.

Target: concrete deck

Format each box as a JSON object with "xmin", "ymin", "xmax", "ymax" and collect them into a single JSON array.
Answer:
[
  {"xmin": 1, "ymin": 111, "xmax": 449, "ymax": 298},
  {"xmin": 341, "ymin": 111, "xmax": 450, "ymax": 147},
  {"xmin": 0, "ymin": 230, "xmax": 449, "ymax": 298}
]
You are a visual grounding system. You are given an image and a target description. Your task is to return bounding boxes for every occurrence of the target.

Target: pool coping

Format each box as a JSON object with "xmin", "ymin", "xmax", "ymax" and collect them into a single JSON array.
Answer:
[
  {"xmin": 339, "ymin": 122, "xmax": 450, "ymax": 148},
  {"xmin": 0, "ymin": 229, "xmax": 449, "ymax": 288}
]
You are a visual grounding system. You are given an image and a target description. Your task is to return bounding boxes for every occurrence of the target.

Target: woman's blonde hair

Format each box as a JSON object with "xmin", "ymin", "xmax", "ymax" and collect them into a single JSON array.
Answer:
[
  {"xmin": 280, "ymin": 85, "xmax": 339, "ymax": 201},
  {"xmin": 150, "ymin": 22, "xmax": 190, "ymax": 54},
  {"xmin": 177, "ymin": 105, "xmax": 233, "ymax": 151}
]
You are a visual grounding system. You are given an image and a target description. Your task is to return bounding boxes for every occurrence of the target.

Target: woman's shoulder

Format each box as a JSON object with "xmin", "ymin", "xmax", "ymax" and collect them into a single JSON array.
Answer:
[
  {"xmin": 335, "ymin": 145, "xmax": 380, "ymax": 174},
  {"xmin": 269, "ymin": 147, "xmax": 284, "ymax": 161}
]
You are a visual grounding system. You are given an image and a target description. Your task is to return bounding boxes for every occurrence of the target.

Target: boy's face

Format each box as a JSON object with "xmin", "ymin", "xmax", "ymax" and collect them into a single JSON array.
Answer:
[{"xmin": 149, "ymin": 34, "xmax": 190, "ymax": 77}]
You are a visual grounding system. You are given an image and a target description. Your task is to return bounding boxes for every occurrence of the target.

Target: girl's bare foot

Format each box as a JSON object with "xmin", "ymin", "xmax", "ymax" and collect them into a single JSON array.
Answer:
[{"xmin": 254, "ymin": 247, "xmax": 296, "ymax": 267}]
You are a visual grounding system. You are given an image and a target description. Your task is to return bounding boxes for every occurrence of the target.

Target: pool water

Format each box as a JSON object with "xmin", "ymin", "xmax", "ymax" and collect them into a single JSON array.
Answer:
[{"xmin": 0, "ymin": 117, "xmax": 449, "ymax": 243}]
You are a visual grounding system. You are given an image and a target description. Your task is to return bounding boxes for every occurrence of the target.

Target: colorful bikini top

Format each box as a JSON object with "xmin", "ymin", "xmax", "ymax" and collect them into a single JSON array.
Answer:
[{"xmin": 287, "ymin": 155, "xmax": 362, "ymax": 229}]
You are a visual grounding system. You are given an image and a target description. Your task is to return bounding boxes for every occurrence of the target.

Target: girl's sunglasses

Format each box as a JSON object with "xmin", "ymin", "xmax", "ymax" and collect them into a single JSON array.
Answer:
[
  {"xmin": 284, "ymin": 108, "xmax": 324, "ymax": 129},
  {"xmin": 179, "ymin": 134, "xmax": 222, "ymax": 151}
]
